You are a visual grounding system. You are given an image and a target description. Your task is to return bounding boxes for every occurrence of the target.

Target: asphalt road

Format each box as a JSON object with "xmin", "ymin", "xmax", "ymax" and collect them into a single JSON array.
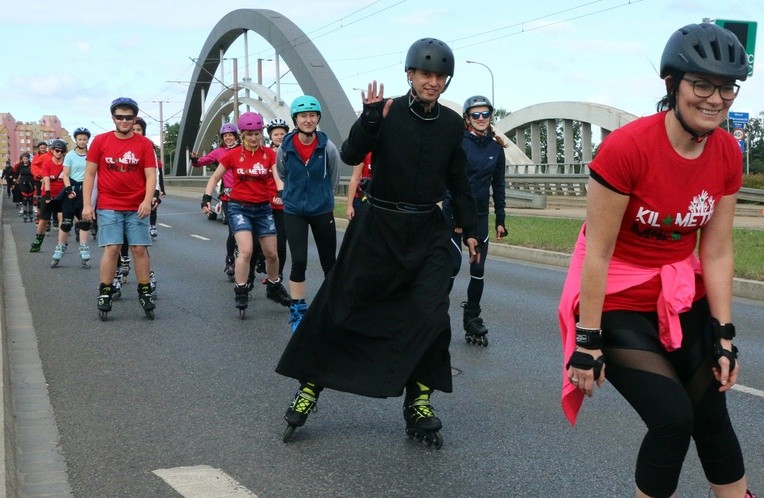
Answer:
[{"xmin": 3, "ymin": 195, "xmax": 763, "ymax": 497}]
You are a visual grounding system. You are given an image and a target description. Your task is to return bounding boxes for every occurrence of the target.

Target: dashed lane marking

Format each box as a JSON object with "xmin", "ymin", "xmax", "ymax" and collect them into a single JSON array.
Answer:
[
  {"xmin": 190, "ymin": 234, "xmax": 210, "ymax": 241},
  {"xmin": 158, "ymin": 222, "xmax": 172, "ymax": 228},
  {"xmin": 732, "ymin": 384, "xmax": 764, "ymax": 398},
  {"xmin": 153, "ymin": 465, "xmax": 258, "ymax": 497}
]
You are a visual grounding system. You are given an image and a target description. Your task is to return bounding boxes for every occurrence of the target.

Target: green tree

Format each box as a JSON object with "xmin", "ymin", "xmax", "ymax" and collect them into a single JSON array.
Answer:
[{"xmin": 163, "ymin": 122, "xmax": 180, "ymax": 172}]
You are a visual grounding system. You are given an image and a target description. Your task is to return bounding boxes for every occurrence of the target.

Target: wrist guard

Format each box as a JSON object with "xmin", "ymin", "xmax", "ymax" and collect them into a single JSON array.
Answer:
[
  {"xmin": 190, "ymin": 156, "xmax": 198, "ymax": 165},
  {"xmin": 360, "ymin": 100, "xmax": 385, "ymax": 134},
  {"xmin": 575, "ymin": 323, "xmax": 604, "ymax": 349},
  {"xmin": 566, "ymin": 351, "xmax": 605, "ymax": 379},
  {"xmin": 201, "ymin": 194, "xmax": 212, "ymax": 209},
  {"xmin": 275, "ymin": 189, "xmax": 283, "ymax": 199},
  {"xmin": 44, "ymin": 191, "xmax": 51, "ymax": 201},
  {"xmin": 64, "ymin": 186, "xmax": 73, "ymax": 195},
  {"xmin": 711, "ymin": 318, "xmax": 736, "ymax": 340},
  {"xmin": 713, "ymin": 342, "xmax": 738, "ymax": 373}
]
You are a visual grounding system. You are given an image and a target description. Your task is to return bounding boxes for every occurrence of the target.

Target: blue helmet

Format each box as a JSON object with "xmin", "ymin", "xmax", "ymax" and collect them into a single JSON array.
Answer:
[
  {"xmin": 73, "ymin": 127, "xmax": 91, "ymax": 139},
  {"xmin": 290, "ymin": 95, "xmax": 322, "ymax": 121},
  {"xmin": 110, "ymin": 97, "xmax": 139, "ymax": 115}
]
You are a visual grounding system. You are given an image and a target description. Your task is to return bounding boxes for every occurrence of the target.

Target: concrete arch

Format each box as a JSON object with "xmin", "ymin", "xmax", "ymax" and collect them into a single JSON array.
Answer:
[
  {"xmin": 495, "ymin": 101, "xmax": 638, "ymax": 135},
  {"xmin": 173, "ymin": 8, "xmax": 357, "ymax": 175}
]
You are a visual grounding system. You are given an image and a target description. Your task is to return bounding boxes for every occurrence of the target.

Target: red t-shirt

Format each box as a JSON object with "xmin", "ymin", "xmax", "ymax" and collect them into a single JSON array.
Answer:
[
  {"xmin": 293, "ymin": 135, "xmax": 318, "ymax": 164},
  {"xmin": 31, "ymin": 151, "xmax": 51, "ymax": 178},
  {"xmin": 219, "ymin": 145, "xmax": 277, "ymax": 204},
  {"xmin": 354, "ymin": 152, "xmax": 373, "ymax": 199},
  {"xmin": 590, "ymin": 111, "xmax": 742, "ymax": 310},
  {"xmin": 41, "ymin": 158, "xmax": 65, "ymax": 197},
  {"xmin": 87, "ymin": 132, "xmax": 157, "ymax": 211}
]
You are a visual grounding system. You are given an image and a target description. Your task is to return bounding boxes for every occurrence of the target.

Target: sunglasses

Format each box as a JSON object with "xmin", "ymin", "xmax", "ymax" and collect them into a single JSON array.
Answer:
[
  {"xmin": 113, "ymin": 114, "xmax": 135, "ymax": 121},
  {"xmin": 52, "ymin": 149, "xmax": 64, "ymax": 153},
  {"xmin": 469, "ymin": 111, "xmax": 491, "ymax": 120}
]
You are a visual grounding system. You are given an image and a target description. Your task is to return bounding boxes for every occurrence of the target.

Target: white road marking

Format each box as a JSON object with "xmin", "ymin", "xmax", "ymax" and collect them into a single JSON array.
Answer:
[
  {"xmin": 153, "ymin": 465, "xmax": 258, "ymax": 497},
  {"xmin": 732, "ymin": 384, "xmax": 764, "ymax": 398},
  {"xmin": 158, "ymin": 222, "xmax": 172, "ymax": 228},
  {"xmin": 190, "ymin": 234, "xmax": 210, "ymax": 241}
]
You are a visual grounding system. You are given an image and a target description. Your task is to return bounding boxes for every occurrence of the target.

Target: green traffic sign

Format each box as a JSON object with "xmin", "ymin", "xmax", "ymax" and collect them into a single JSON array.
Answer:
[{"xmin": 715, "ymin": 19, "xmax": 757, "ymax": 77}]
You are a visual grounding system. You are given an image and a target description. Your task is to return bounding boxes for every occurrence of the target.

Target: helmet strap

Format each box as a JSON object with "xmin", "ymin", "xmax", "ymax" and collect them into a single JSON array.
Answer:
[{"xmin": 673, "ymin": 107, "xmax": 713, "ymax": 143}]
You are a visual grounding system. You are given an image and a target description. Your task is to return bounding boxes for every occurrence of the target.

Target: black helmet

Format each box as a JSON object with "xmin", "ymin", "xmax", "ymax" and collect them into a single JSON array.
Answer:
[
  {"xmin": 110, "ymin": 97, "xmax": 139, "ymax": 115},
  {"xmin": 73, "ymin": 127, "xmax": 91, "ymax": 139},
  {"xmin": 463, "ymin": 95, "xmax": 493, "ymax": 115},
  {"xmin": 50, "ymin": 139, "xmax": 68, "ymax": 152},
  {"xmin": 134, "ymin": 117, "xmax": 147, "ymax": 135},
  {"xmin": 660, "ymin": 23, "xmax": 748, "ymax": 81},
  {"xmin": 405, "ymin": 38, "xmax": 455, "ymax": 77}
]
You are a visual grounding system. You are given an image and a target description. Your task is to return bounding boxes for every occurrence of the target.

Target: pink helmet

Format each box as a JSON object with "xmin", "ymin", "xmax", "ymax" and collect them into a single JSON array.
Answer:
[{"xmin": 237, "ymin": 112, "xmax": 265, "ymax": 131}]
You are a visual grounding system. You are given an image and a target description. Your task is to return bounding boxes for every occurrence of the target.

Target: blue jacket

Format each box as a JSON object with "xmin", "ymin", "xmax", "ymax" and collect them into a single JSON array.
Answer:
[{"xmin": 276, "ymin": 130, "xmax": 340, "ymax": 216}]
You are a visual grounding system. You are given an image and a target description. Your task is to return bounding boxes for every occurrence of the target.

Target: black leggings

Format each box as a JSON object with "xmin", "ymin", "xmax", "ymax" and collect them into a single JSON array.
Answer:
[
  {"xmin": 601, "ymin": 298, "xmax": 744, "ymax": 497},
  {"xmin": 283, "ymin": 211, "xmax": 336, "ymax": 282},
  {"xmin": 448, "ymin": 213, "xmax": 489, "ymax": 303}
]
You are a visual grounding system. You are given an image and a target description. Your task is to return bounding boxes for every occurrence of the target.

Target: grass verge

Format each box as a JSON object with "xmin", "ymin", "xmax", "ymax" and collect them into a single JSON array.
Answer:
[{"xmin": 334, "ymin": 204, "xmax": 763, "ymax": 281}]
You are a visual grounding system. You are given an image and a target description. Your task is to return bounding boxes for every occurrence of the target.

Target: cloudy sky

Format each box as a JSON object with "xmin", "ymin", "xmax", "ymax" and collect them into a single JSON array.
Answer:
[{"xmin": 3, "ymin": 0, "xmax": 762, "ymax": 141}]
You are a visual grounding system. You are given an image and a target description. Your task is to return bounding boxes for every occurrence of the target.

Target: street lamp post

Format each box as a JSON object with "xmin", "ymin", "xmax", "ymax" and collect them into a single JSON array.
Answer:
[{"xmin": 466, "ymin": 60, "xmax": 495, "ymax": 105}]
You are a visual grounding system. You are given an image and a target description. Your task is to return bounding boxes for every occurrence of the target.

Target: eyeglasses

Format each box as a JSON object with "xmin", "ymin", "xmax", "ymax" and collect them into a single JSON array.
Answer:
[
  {"xmin": 469, "ymin": 111, "xmax": 492, "ymax": 120},
  {"xmin": 52, "ymin": 149, "xmax": 64, "ymax": 153},
  {"xmin": 682, "ymin": 78, "xmax": 740, "ymax": 100},
  {"xmin": 113, "ymin": 114, "xmax": 136, "ymax": 121}
]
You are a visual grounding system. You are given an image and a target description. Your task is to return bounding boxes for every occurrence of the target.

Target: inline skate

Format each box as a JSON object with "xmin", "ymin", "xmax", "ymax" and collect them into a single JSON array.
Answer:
[
  {"xmin": 119, "ymin": 255, "xmax": 131, "ymax": 283},
  {"xmin": 234, "ymin": 283, "xmax": 249, "ymax": 319},
  {"xmin": 50, "ymin": 243, "xmax": 67, "ymax": 268},
  {"xmin": 283, "ymin": 383, "xmax": 321, "ymax": 442},
  {"xmin": 138, "ymin": 282, "xmax": 155, "ymax": 320},
  {"xmin": 79, "ymin": 243, "xmax": 90, "ymax": 268},
  {"xmin": 224, "ymin": 256, "xmax": 235, "ymax": 281},
  {"xmin": 29, "ymin": 233, "xmax": 44, "ymax": 253},
  {"xmin": 97, "ymin": 283, "xmax": 114, "ymax": 321},
  {"xmin": 462, "ymin": 301, "xmax": 489, "ymax": 347},
  {"xmin": 403, "ymin": 382, "xmax": 443, "ymax": 449},
  {"xmin": 266, "ymin": 278, "xmax": 291, "ymax": 307}
]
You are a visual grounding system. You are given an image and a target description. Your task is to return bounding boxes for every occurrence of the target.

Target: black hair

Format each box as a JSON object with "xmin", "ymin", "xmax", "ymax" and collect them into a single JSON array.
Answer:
[{"xmin": 657, "ymin": 69, "xmax": 684, "ymax": 112}]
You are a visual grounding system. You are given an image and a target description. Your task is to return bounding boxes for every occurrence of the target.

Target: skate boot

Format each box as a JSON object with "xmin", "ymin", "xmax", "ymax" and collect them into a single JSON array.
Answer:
[
  {"xmin": 149, "ymin": 225, "xmax": 158, "ymax": 238},
  {"xmin": 29, "ymin": 233, "xmax": 44, "ymax": 253},
  {"xmin": 403, "ymin": 382, "xmax": 443, "ymax": 449},
  {"xmin": 255, "ymin": 256, "xmax": 266, "ymax": 275},
  {"xmin": 224, "ymin": 256, "xmax": 235, "ymax": 281},
  {"xmin": 462, "ymin": 301, "xmax": 489, "ymax": 347},
  {"xmin": 283, "ymin": 382, "xmax": 321, "ymax": 442},
  {"xmin": 234, "ymin": 283, "xmax": 249, "ymax": 319},
  {"xmin": 138, "ymin": 282, "xmax": 155, "ymax": 320},
  {"xmin": 149, "ymin": 270, "xmax": 157, "ymax": 298},
  {"xmin": 119, "ymin": 255, "xmax": 131, "ymax": 283},
  {"xmin": 97, "ymin": 283, "xmax": 114, "ymax": 321},
  {"xmin": 111, "ymin": 273, "xmax": 122, "ymax": 299},
  {"xmin": 266, "ymin": 277, "xmax": 291, "ymax": 307},
  {"xmin": 79, "ymin": 243, "xmax": 91, "ymax": 268},
  {"xmin": 289, "ymin": 300, "xmax": 308, "ymax": 332},
  {"xmin": 50, "ymin": 243, "xmax": 66, "ymax": 268}
]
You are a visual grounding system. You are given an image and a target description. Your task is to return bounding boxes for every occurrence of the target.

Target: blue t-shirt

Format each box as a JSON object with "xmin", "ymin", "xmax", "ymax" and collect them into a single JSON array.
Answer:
[{"xmin": 63, "ymin": 150, "xmax": 87, "ymax": 182}]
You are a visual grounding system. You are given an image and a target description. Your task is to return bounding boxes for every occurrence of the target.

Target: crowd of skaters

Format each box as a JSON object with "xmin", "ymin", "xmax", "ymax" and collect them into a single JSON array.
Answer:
[{"xmin": 2, "ymin": 24, "xmax": 758, "ymax": 495}]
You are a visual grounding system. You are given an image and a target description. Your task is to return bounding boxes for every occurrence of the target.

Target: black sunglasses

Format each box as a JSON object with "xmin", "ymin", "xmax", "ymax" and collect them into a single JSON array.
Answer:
[
  {"xmin": 113, "ymin": 114, "xmax": 135, "ymax": 121},
  {"xmin": 469, "ymin": 111, "xmax": 491, "ymax": 119}
]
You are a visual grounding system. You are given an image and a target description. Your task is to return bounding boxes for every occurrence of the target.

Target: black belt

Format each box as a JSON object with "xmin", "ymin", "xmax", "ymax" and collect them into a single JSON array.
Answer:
[
  {"xmin": 230, "ymin": 200, "xmax": 270, "ymax": 208},
  {"xmin": 368, "ymin": 195, "xmax": 437, "ymax": 213}
]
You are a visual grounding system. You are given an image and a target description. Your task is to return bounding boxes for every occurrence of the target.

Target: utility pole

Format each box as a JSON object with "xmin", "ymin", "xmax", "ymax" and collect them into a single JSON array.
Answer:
[{"xmin": 152, "ymin": 100, "xmax": 168, "ymax": 168}]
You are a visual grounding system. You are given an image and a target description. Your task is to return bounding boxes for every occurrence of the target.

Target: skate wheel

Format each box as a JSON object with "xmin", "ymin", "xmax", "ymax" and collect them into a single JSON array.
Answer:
[
  {"xmin": 282, "ymin": 425, "xmax": 296, "ymax": 443},
  {"xmin": 99, "ymin": 311, "xmax": 108, "ymax": 321},
  {"xmin": 145, "ymin": 309, "xmax": 155, "ymax": 320},
  {"xmin": 481, "ymin": 337, "xmax": 488, "ymax": 347},
  {"xmin": 50, "ymin": 261, "xmax": 58, "ymax": 268},
  {"xmin": 430, "ymin": 432, "xmax": 443, "ymax": 449}
]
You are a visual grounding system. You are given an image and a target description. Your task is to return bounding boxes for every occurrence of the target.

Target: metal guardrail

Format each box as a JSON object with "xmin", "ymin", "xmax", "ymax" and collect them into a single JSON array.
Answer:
[{"xmin": 739, "ymin": 187, "xmax": 764, "ymax": 204}]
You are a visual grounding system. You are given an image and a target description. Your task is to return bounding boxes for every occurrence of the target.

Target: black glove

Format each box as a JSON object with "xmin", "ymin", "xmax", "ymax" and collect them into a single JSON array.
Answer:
[
  {"xmin": 360, "ymin": 100, "xmax": 385, "ymax": 135},
  {"xmin": 566, "ymin": 351, "xmax": 605, "ymax": 379},
  {"xmin": 201, "ymin": 194, "xmax": 212, "ymax": 210}
]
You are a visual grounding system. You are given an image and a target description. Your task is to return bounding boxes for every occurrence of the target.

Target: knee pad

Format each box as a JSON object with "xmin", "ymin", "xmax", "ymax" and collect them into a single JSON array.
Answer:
[
  {"xmin": 76, "ymin": 220, "xmax": 92, "ymax": 232},
  {"xmin": 60, "ymin": 218, "xmax": 74, "ymax": 233}
]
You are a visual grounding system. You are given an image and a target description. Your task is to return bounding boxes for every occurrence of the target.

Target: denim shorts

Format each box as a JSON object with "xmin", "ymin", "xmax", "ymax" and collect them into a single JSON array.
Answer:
[
  {"xmin": 97, "ymin": 210, "xmax": 152, "ymax": 247},
  {"xmin": 227, "ymin": 200, "xmax": 277, "ymax": 237}
]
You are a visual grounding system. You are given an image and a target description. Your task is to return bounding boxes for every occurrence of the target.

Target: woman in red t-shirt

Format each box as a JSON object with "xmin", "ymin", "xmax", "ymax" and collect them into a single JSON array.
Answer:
[
  {"xmin": 559, "ymin": 23, "xmax": 754, "ymax": 497},
  {"xmin": 202, "ymin": 112, "xmax": 290, "ymax": 316},
  {"xmin": 29, "ymin": 139, "xmax": 67, "ymax": 254}
]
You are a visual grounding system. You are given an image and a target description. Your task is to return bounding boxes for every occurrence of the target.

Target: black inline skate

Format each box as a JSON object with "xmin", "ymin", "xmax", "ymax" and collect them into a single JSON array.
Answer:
[
  {"xmin": 265, "ymin": 277, "xmax": 291, "ymax": 307},
  {"xmin": 224, "ymin": 256, "xmax": 235, "ymax": 281},
  {"xmin": 283, "ymin": 383, "xmax": 321, "ymax": 442},
  {"xmin": 29, "ymin": 233, "xmax": 44, "ymax": 253},
  {"xmin": 403, "ymin": 382, "xmax": 443, "ymax": 449},
  {"xmin": 97, "ymin": 283, "xmax": 114, "ymax": 321},
  {"xmin": 234, "ymin": 283, "xmax": 249, "ymax": 319},
  {"xmin": 462, "ymin": 301, "xmax": 488, "ymax": 347},
  {"xmin": 119, "ymin": 255, "xmax": 131, "ymax": 283},
  {"xmin": 138, "ymin": 282, "xmax": 155, "ymax": 320}
]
